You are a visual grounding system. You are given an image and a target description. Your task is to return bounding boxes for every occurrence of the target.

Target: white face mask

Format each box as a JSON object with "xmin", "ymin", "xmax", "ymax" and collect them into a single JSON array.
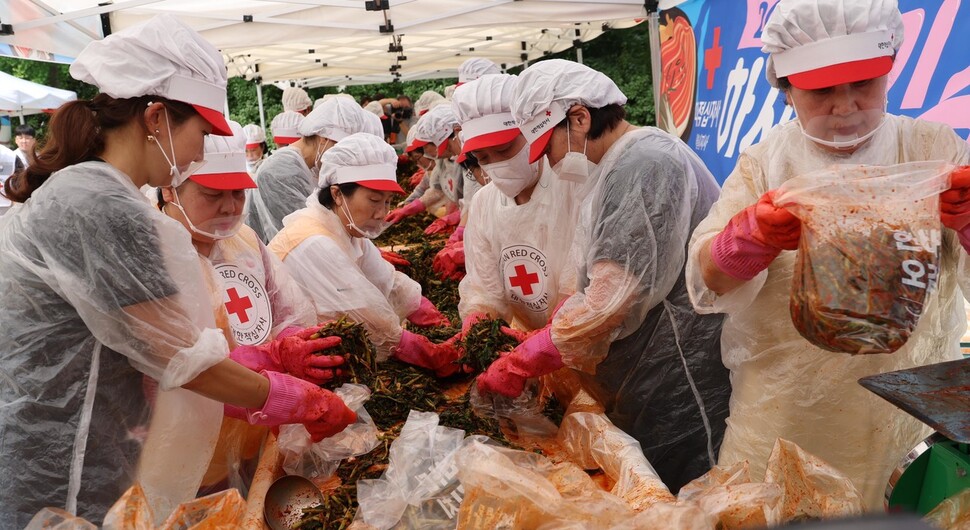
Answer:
[
  {"xmin": 552, "ymin": 119, "xmax": 596, "ymax": 182},
  {"xmin": 337, "ymin": 191, "xmax": 390, "ymax": 239},
  {"xmin": 791, "ymin": 91, "xmax": 888, "ymax": 152},
  {"xmin": 246, "ymin": 160, "xmax": 258, "ymax": 174},
  {"xmin": 150, "ymin": 106, "xmax": 204, "ymax": 187},
  {"xmin": 310, "ymin": 139, "xmax": 331, "ymax": 176},
  {"xmin": 479, "ymin": 142, "xmax": 540, "ymax": 199},
  {"xmin": 167, "ymin": 187, "xmax": 244, "ymax": 241}
]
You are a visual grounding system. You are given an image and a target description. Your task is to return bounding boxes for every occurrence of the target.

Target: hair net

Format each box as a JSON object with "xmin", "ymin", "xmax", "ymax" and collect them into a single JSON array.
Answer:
[
  {"xmin": 243, "ymin": 124, "xmax": 265, "ymax": 146},
  {"xmin": 457, "ymin": 57, "xmax": 501, "ymax": 84},
  {"xmin": 184, "ymin": 120, "xmax": 256, "ymax": 190},
  {"xmin": 512, "ymin": 59, "xmax": 627, "ymax": 129},
  {"xmin": 414, "ymin": 104, "xmax": 459, "ymax": 148},
  {"xmin": 414, "ymin": 90, "xmax": 446, "ymax": 116},
  {"xmin": 282, "ymin": 87, "xmax": 312, "ymax": 113},
  {"xmin": 69, "ymin": 14, "xmax": 230, "ymax": 135},
  {"xmin": 315, "ymin": 93, "xmax": 356, "ymax": 109},
  {"xmin": 270, "ymin": 111, "xmax": 304, "ymax": 142},
  {"xmin": 317, "ymin": 133, "xmax": 397, "ymax": 188},
  {"xmin": 762, "ymin": 0, "xmax": 904, "ymax": 88},
  {"xmin": 363, "ymin": 100, "xmax": 385, "ymax": 117},
  {"xmin": 452, "ymin": 74, "xmax": 518, "ymax": 123},
  {"xmin": 299, "ymin": 97, "xmax": 380, "ymax": 141},
  {"xmin": 444, "ymin": 84, "xmax": 457, "ymax": 100}
]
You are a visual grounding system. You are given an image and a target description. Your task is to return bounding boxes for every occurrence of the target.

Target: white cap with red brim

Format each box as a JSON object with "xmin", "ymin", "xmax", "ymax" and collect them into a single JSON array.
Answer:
[
  {"xmin": 177, "ymin": 120, "xmax": 256, "ymax": 190},
  {"xmin": 243, "ymin": 124, "xmax": 266, "ymax": 149},
  {"xmin": 318, "ymin": 133, "xmax": 404, "ymax": 193},
  {"xmin": 271, "ymin": 111, "xmax": 304, "ymax": 145},
  {"xmin": 762, "ymin": 0, "xmax": 904, "ymax": 90},
  {"xmin": 452, "ymin": 74, "xmax": 520, "ymax": 154},
  {"xmin": 70, "ymin": 14, "xmax": 232, "ymax": 136},
  {"xmin": 414, "ymin": 104, "xmax": 459, "ymax": 158},
  {"xmin": 512, "ymin": 59, "xmax": 626, "ymax": 163}
]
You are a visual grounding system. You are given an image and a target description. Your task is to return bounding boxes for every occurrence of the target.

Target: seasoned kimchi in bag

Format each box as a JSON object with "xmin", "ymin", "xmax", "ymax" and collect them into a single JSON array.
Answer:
[{"xmin": 773, "ymin": 161, "xmax": 953, "ymax": 354}]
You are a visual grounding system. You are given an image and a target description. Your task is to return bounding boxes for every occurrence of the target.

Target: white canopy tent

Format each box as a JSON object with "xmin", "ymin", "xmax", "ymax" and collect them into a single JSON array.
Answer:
[
  {"xmin": 0, "ymin": 70, "xmax": 77, "ymax": 124},
  {"xmin": 1, "ymin": 1, "xmax": 647, "ymax": 85}
]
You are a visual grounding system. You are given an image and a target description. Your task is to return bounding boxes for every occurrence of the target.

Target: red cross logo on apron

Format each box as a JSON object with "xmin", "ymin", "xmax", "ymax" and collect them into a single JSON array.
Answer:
[
  {"xmin": 509, "ymin": 264, "xmax": 540, "ymax": 296},
  {"xmin": 225, "ymin": 287, "xmax": 254, "ymax": 324}
]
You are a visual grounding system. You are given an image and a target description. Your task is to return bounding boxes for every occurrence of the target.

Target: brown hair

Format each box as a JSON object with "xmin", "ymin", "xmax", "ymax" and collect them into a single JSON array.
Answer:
[{"xmin": 4, "ymin": 93, "xmax": 196, "ymax": 203}]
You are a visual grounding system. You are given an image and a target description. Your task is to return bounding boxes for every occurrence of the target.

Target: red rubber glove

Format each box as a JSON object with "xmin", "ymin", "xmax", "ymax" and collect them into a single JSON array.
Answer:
[
  {"xmin": 385, "ymin": 199, "xmax": 425, "ymax": 224},
  {"xmin": 432, "ymin": 241, "xmax": 465, "ymax": 281},
  {"xmin": 409, "ymin": 168, "xmax": 426, "ymax": 187},
  {"xmin": 380, "ymin": 249, "xmax": 411, "ymax": 268},
  {"xmin": 425, "ymin": 210, "xmax": 461, "ymax": 235},
  {"xmin": 392, "ymin": 330, "xmax": 462, "ymax": 377},
  {"xmin": 477, "ymin": 327, "xmax": 564, "ymax": 398},
  {"xmin": 710, "ymin": 191, "xmax": 801, "ymax": 281},
  {"xmin": 229, "ymin": 325, "xmax": 345, "ymax": 385},
  {"xmin": 245, "ymin": 371, "xmax": 357, "ymax": 442},
  {"xmin": 942, "ymin": 167, "xmax": 970, "ymax": 254},
  {"xmin": 407, "ymin": 296, "xmax": 451, "ymax": 327},
  {"xmin": 447, "ymin": 226, "xmax": 465, "ymax": 245}
]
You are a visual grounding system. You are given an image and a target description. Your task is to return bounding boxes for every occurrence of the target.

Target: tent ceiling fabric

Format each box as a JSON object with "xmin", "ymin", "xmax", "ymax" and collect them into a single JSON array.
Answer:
[
  {"xmin": 0, "ymin": 70, "xmax": 77, "ymax": 115},
  {"xmin": 2, "ymin": 0, "xmax": 646, "ymax": 86}
]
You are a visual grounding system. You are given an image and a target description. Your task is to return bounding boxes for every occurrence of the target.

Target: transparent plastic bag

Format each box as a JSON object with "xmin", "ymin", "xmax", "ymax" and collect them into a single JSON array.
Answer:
[
  {"xmin": 277, "ymin": 383, "xmax": 380, "ymax": 481},
  {"xmin": 924, "ymin": 487, "xmax": 970, "ymax": 530},
  {"xmin": 354, "ymin": 411, "xmax": 488, "ymax": 530},
  {"xmin": 454, "ymin": 440, "xmax": 635, "ymax": 529},
  {"xmin": 774, "ymin": 161, "xmax": 953, "ymax": 354},
  {"xmin": 607, "ymin": 503, "xmax": 715, "ymax": 530},
  {"xmin": 763, "ymin": 438, "xmax": 863, "ymax": 521},
  {"xmin": 102, "ymin": 483, "xmax": 155, "ymax": 530},
  {"xmin": 25, "ymin": 508, "xmax": 99, "ymax": 530},
  {"xmin": 468, "ymin": 378, "xmax": 558, "ymax": 440},
  {"xmin": 678, "ymin": 461, "xmax": 783, "ymax": 529},
  {"xmin": 159, "ymin": 489, "xmax": 246, "ymax": 529},
  {"xmin": 557, "ymin": 411, "xmax": 675, "ymax": 511}
]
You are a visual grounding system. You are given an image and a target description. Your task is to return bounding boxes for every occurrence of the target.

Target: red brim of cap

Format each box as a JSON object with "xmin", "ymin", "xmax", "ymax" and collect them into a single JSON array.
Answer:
[
  {"xmin": 357, "ymin": 179, "xmax": 405, "ymax": 194},
  {"xmin": 456, "ymin": 152, "xmax": 467, "ymax": 164},
  {"xmin": 245, "ymin": 142, "xmax": 261, "ymax": 149},
  {"xmin": 407, "ymin": 139, "xmax": 429, "ymax": 153},
  {"xmin": 460, "ymin": 128, "xmax": 520, "ymax": 155},
  {"xmin": 274, "ymin": 136, "xmax": 299, "ymax": 145},
  {"xmin": 528, "ymin": 128, "xmax": 555, "ymax": 164},
  {"xmin": 788, "ymin": 56, "xmax": 893, "ymax": 90},
  {"xmin": 436, "ymin": 141, "xmax": 449, "ymax": 158},
  {"xmin": 190, "ymin": 171, "xmax": 257, "ymax": 190},
  {"xmin": 192, "ymin": 105, "xmax": 233, "ymax": 136}
]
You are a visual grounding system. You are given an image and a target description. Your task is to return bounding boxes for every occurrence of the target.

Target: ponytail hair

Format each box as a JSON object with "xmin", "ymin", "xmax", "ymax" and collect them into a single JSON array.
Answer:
[{"xmin": 4, "ymin": 93, "xmax": 196, "ymax": 203}]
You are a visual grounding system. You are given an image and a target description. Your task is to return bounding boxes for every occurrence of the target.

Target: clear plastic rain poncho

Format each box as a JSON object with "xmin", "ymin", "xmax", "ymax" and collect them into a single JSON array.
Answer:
[
  {"xmin": 247, "ymin": 146, "xmax": 312, "ymax": 242},
  {"xmin": 550, "ymin": 127, "xmax": 730, "ymax": 492},
  {"xmin": 269, "ymin": 195, "xmax": 422, "ymax": 358},
  {"xmin": 459, "ymin": 160, "xmax": 580, "ymax": 330},
  {"xmin": 0, "ymin": 162, "xmax": 229, "ymax": 526},
  {"xmin": 685, "ymin": 114, "xmax": 970, "ymax": 509},
  {"xmin": 402, "ymin": 155, "xmax": 463, "ymax": 213}
]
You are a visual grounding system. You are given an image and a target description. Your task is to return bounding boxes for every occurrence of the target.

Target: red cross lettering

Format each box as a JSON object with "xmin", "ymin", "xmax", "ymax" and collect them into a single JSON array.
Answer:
[
  {"xmin": 225, "ymin": 287, "xmax": 253, "ymax": 324},
  {"xmin": 704, "ymin": 26, "xmax": 723, "ymax": 90},
  {"xmin": 509, "ymin": 264, "xmax": 540, "ymax": 296},
  {"xmin": 448, "ymin": 178, "xmax": 454, "ymax": 192}
]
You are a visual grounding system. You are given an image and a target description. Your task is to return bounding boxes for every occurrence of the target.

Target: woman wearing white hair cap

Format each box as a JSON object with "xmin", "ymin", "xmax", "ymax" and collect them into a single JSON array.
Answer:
[
  {"xmin": 155, "ymin": 121, "xmax": 352, "ymax": 493},
  {"xmin": 386, "ymin": 104, "xmax": 465, "ymax": 231},
  {"xmin": 452, "ymin": 73, "xmax": 581, "ymax": 337},
  {"xmin": 249, "ymin": 97, "xmax": 382, "ymax": 242},
  {"xmin": 687, "ymin": 0, "xmax": 970, "ymax": 509},
  {"xmin": 270, "ymin": 110, "xmax": 304, "ymax": 148},
  {"xmin": 0, "ymin": 15, "xmax": 354, "ymax": 525},
  {"xmin": 269, "ymin": 133, "xmax": 462, "ymax": 377},
  {"xmin": 478, "ymin": 59, "xmax": 730, "ymax": 493},
  {"xmin": 243, "ymin": 123, "xmax": 268, "ymax": 177}
]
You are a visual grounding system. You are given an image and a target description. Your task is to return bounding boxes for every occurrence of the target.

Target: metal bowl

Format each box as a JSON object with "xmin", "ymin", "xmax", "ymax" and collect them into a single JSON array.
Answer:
[{"xmin": 263, "ymin": 475, "xmax": 326, "ymax": 530}]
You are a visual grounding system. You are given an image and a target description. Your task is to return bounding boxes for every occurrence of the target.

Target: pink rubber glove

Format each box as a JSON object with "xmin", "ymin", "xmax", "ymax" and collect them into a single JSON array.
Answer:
[
  {"xmin": 941, "ymin": 167, "xmax": 970, "ymax": 253},
  {"xmin": 229, "ymin": 325, "xmax": 345, "ymax": 385},
  {"xmin": 385, "ymin": 199, "xmax": 425, "ymax": 224},
  {"xmin": 244, "ymin": 371, "xmax": 357, "ymax": 442},
  {"xmin": 392, "ymin": 330, "xmax": 462, "ymax": 377},
  {"xmin": 710, "ymin": 191, "xmax": 801, "ymax": 281},
  {"xmin": 407, "ymin": 296, "xmax": 451, "ymax": 327},
  {"xmin": 447, "ymin": 225, "xmax": 465, "ymax": 245},
  {"xmin": 432, "ymin": 241, "xmax": 465, "ymax": 281},
  {"xmin": 477, "ymin": 327, "xmax": 564, "ymax": 398},
  {"xmin": 380, "ymin": 249, "xmax": 411, "ymax": 268},
  {"xmin": 460, "ymin": 311, "xmax": 489, "ymax": 337}
]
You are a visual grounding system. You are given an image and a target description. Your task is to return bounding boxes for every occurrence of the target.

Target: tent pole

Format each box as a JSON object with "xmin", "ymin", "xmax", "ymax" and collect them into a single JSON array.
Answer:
[
  {"xmin": 576, "ymin": 47, "xmax": 583, "ymax": 65},
  {"xmin": 18, "ymin": 110, "xmax": 25, "ymax": 125},
  {"xmin": 256, "ymin": 82, "xmax": 266, "ymax": 131}
]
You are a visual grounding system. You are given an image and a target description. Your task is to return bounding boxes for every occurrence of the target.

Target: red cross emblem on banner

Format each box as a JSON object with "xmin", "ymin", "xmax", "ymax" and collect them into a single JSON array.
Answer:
[
  {"xmin": 225, "ymin": 287, "xmax": 253, "ymax": 324},
  {"xmin": 448, "ymin": 179, "xmax": 454, "ymax": 192},
  {"xmin": 509, "ymin": 264, "xmax": 540, "ymax": 296}
]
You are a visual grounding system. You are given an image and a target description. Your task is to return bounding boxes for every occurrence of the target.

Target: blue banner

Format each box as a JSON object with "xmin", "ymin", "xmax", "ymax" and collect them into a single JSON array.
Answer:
[{"xmin": 656, "ymin": 0, "xmax": 970, "ymax": 183}]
